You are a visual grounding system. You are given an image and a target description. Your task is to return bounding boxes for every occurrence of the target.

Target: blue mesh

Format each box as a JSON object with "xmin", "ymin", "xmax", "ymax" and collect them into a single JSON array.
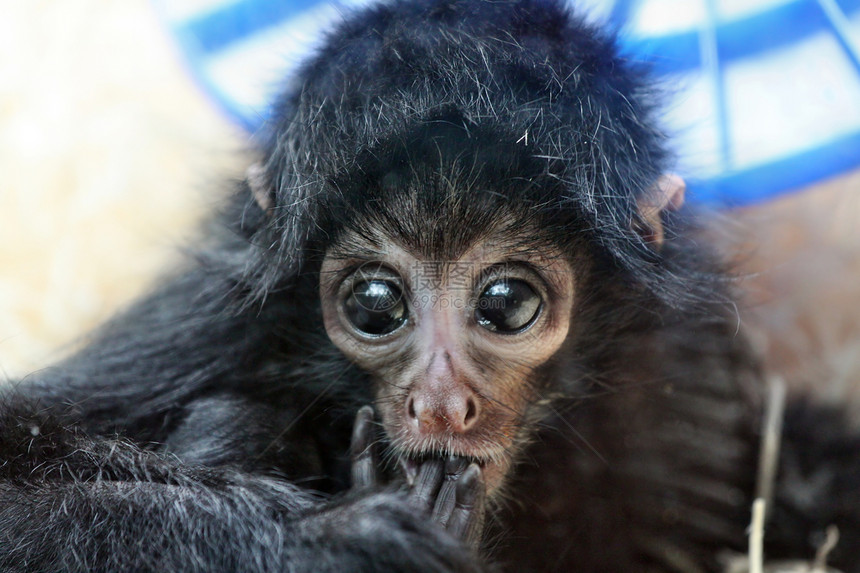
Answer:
[{"xmin": 151, "ymin": 0, "xmax": 860, "ymax": 206}]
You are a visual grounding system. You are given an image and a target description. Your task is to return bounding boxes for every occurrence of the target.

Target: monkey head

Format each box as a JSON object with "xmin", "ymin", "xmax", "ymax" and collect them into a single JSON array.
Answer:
[{"xmin": 244, "ymin": 0, "xmax": 688, "ymax": 495}]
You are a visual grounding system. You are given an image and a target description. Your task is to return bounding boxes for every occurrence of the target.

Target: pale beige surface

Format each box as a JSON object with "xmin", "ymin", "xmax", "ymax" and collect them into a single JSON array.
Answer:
[
  {"xmin": 731, "ymin": 170, "xmax": 860, "ymax": 416},
  {"xmin": 0, "ymin": 0, "xmax": 248, "ymax": 378}
]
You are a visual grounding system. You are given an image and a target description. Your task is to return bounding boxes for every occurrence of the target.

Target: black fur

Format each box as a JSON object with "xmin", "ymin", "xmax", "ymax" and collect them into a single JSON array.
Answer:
[{"xmin": 3, "ymin": 0, "xmax": 858, "ymax": 571}]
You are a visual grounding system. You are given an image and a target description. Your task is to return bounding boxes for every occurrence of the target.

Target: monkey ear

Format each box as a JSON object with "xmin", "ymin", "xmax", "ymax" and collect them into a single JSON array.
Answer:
[
  {"xmin": 247, "ymin": 162, "xmax": 274, "ymax": 213},
  {"xmin": 634, "ymin": 174, "xmax": 686, "ymax": 248}
]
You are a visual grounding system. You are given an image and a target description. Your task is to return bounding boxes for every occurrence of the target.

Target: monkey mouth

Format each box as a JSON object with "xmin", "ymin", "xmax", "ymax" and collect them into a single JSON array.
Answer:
[
  {"xmin": 391, "ymin": 428, "xmax": 513, "ymax": 467},
  {"xmin": 397, "ymin": 448, "xmax": 511, "ymax": 494},
  {"xmin": 397, "ymin": 441, "xmax": 505, "ymax": 467},
  {"xmin": 402, "ymin": 451, "xmax": 490, "ymax": 469},
  {"xmin": 386, "ymin": 426, "xmax": 516, "ymax": 492}
]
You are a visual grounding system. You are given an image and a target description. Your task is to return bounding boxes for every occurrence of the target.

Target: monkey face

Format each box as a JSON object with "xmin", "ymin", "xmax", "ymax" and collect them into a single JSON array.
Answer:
[{"xmin": 320, "ymin": 226, "xmax": 575, "ymax": 493}]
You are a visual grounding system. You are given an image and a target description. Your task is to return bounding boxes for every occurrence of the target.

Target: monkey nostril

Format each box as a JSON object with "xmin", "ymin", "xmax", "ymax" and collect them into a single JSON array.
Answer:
[
  {"xmin": 462, "ymin": 395, "xmax": 479, "ymax": 429},
  {"xmin": 407, "ymin": 396, "xmax": 417, "ymax": 420}
]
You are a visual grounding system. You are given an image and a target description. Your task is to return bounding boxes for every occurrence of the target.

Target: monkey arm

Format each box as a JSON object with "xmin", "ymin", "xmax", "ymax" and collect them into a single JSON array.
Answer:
[
  {"xmin": 0, "ymin": 401, "xmax": 483, "ymax": 572},
  {"xmin": 0, "ymin": 258, "xmax": 484, "ymax": 570},
  {"xmin": 15, "ymin": 263, "xmax": 277, "ymax": 440}
]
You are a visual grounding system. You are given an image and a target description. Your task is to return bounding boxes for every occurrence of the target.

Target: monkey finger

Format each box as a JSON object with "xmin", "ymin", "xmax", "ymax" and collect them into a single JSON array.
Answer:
[
  {"xmin": 432, "ymin": 480, "xmax": 457, "ymax": 526},
  {"xmin": 408, "ymin": 458, "xmax": 445, "ymax": 513},
  {"xmin": 446, "ymin": 463, "xmax": 486, "ymax": 546},
  {"xmin": 431, "ymin": 456, "xmax": 469, "ymax": 526},
  {"xmin": 350, "ymin": 405, "xmax": 380, "ymax": 489}
]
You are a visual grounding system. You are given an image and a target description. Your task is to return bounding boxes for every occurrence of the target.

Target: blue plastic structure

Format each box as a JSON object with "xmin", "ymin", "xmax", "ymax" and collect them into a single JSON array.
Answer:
[{"xmin": 152, "ymin": 0, "xmax": 860, "ymax": 205}]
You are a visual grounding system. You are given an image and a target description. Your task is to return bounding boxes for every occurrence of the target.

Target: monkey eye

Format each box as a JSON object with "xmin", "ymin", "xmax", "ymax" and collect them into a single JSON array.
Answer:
[
  {"xmin": 344, "ymin": 280, "xmax": 408, "ymax": 336},
  {"xmin": 475, "ymin": 279, "xmax": 542, "ymax": 334}
]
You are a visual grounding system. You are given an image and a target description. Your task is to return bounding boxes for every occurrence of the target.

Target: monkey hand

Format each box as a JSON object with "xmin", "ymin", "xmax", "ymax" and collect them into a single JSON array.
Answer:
[
  {"xmin": 350, "ymin": 405, "xmax": 487, "ymax": 548},
  {"xmin": 300, "ymin": 488, "xmax": 485, "ymax": 573}
]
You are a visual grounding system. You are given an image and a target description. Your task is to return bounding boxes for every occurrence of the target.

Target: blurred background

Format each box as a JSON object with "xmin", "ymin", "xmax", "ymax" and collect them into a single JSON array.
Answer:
[
  {"xmin": 1, "ymin": 0, "xmax": 859, "ymax": 393},
  {"xmin": 0, "ymin": 0, "xmax": 248, "ymax": 377}
]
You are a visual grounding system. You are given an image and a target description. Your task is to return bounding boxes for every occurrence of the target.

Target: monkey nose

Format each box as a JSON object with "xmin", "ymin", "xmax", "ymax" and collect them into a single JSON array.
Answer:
[{"xmin": 406, "ymin": 390, "xmax": 480, "ymax": 435}]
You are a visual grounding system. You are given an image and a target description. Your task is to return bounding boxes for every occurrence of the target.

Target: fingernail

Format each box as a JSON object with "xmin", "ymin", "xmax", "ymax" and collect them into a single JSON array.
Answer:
[
  {"xmin": 456, "ymin": 463, "xmax": 483, "ymax": 505},
  {"xmin": 445, "ymin": 455, "xmax": 469, "ymax": 475}
]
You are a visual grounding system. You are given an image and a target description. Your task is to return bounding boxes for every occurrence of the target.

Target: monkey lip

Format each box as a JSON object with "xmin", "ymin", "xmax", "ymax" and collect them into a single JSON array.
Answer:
[
  {"xmin": 387, "ymin": 426, "xmax": 515, "ymax": 492},
  {"xmin": 403, "ymin": 452, "xmax": 490, "ymax": 468}
]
